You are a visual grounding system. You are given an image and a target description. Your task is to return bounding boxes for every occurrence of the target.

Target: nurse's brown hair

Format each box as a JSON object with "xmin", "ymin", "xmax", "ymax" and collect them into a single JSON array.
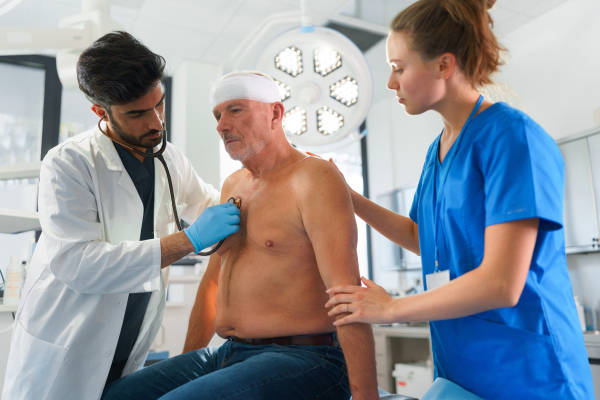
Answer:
[{"xmin": 390, "ymin": 0, "xmax": 506, "ymax": 88}]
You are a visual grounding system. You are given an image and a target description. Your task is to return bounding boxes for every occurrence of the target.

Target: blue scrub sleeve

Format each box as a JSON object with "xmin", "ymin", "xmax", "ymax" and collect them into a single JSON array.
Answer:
[{"xmin": 479, "ymin": 117, "xmax": 564, "ymax": 231}]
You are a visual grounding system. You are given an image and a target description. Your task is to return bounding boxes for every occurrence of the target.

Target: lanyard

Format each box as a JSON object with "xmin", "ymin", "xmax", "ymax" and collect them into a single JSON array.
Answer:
[{"xmin": 432, "ymin": 95, "xmax": 484, "ymax": 272}]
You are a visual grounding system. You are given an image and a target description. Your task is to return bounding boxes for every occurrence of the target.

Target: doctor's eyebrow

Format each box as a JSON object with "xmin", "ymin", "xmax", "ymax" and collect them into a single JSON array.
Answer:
[{"xmin": 123, "ymin": 93, "xmax": 166, "ymax": 115}]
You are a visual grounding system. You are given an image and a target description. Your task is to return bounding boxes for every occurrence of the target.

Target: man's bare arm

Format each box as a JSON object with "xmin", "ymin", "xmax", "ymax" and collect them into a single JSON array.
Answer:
[
  {"xmin": 297, "ymin": 158, "xmax": 378, "ymax": 400},
  {"xmin": 160, "ymin": 232, "xmax": 196, "ymax": 269},
  {"xmin": 183, "ymin": 253, "xmax": 220, "ymax": 353}
]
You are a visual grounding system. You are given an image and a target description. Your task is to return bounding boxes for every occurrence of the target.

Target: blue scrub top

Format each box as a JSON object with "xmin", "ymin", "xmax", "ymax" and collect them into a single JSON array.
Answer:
[{"xmin": 409, "ymin": 102, "xmax": 594, "ymax": 399}]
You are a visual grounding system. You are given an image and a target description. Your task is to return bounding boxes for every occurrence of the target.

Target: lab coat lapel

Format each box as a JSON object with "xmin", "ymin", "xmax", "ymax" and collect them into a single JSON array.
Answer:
[{"xmin": 93, "ymin": 126, "xmax": 140, "ymax": 199}]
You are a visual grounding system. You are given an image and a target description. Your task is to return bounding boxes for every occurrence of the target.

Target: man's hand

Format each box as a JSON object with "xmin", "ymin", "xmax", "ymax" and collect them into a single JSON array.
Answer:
[{"xmin": 184, "ymin": 203, "xmax": 240, "ymax": 252}]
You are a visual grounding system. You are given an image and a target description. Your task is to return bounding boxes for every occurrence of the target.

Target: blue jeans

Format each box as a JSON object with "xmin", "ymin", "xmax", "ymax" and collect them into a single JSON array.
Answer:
[{"xmin": 101, "ymin": 335, "xmax": 350, "ymax": 400}]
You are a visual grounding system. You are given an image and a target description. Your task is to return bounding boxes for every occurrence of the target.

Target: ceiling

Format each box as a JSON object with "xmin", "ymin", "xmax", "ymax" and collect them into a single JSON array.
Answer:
[{"xmin": 0, "ymin": 0, "xmax": 573, "ymax": 74}]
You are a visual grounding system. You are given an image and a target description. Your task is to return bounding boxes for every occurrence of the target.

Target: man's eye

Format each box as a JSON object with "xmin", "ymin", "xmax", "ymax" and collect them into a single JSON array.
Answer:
[
  {"xmin": 130, "ymin": 113, "xmax": 143, "ymax": 119},
  {"xmin": 395, "ymin": 69, "xmax": 403, "ymax": 74},
  {"xmin": 232, "ymin": 109, "xmax": 241, "ymax": 113}
]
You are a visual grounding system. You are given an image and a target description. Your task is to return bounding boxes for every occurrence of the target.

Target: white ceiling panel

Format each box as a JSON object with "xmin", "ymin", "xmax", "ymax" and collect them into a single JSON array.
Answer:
[
  {"xmin": 0, "ymin": 0, "xmax": 41, "ymax": 27},
  {"xmin": 37, "ymin": 0, "xmax": 81, "ymax": 28},
  {"xmin": 109, "ymin": 4, "xmax": 139, "ymax": 31},
  {"xmin": 136, "ymin": 0, "xmax": 244, "ymax": 35},
  {"xmin": 272, "ymin": 0, "xmax": 350, "ymax": 15},
  {"xmin": 131, "ymin": 18, "xmax": 217, "ymax": 73},
  {"xmin": 496, "ymin": 0, "xmax": 546, "ymax": 14},
  {"xmin": 201, "ymin": 35, "xmax": 241, "ymax": 65},
  {"xmin": 221, "ymin": 0, "xmax": 296, "ymax": 39}
]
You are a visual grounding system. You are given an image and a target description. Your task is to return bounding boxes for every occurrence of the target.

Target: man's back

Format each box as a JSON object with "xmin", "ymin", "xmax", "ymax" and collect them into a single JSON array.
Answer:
[{"xmin": 215, "ymin": 152, "xmax": 340, "ymax": 339}]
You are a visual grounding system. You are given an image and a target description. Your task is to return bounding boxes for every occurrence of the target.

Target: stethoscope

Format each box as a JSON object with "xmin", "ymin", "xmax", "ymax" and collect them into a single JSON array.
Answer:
[{"xmin": 98, "ymin": 116, "xmax": 241, "ymax": 256}]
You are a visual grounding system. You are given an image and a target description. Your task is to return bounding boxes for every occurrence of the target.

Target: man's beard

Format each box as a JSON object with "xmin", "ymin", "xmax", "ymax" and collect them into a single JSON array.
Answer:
[
  {"xmin": 223, "ymin": 132, "xmax": 269, "ymax": 162},
  {"xmin": 110, "ymin": 116, "xmax": 163, "ymax": 149}
]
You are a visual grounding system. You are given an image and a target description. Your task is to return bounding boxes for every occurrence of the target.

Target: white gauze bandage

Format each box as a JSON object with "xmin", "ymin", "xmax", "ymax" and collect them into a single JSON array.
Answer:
[{"xmin": 211, "ymin": 73, "xmax": 280, "ymax": 108}]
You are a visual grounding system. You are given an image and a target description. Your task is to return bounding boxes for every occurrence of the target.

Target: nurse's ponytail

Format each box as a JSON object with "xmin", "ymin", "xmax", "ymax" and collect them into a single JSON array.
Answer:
[{"xmin": 390, "ymin": 0, "xmax": 506, "ymax": 88}]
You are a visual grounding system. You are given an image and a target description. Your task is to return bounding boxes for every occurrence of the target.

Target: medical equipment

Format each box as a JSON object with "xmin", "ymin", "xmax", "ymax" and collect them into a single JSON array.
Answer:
[
  {"xmin": 98, "ymin": 118, "xmax": 241, "ymax": 256},
  {"xmin": 3, "ymin": 257, "xmax": 21, "ymax": 306},
  {"xmin": 221, "ymin": 0, "xmax": 373, "ymax": 152}
]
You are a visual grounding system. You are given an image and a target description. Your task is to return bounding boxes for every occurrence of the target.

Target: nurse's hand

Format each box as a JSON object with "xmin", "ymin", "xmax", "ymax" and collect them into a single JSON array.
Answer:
[
  {"xmin": 326, "ymin": 277, "xmax": 396, "ymax": 326},
  {"xmin": 184, "ymin": 203, "xmax": 240, "ymax": 253},
  {"xmin": 306, "ymin": 152, "xmax": 346, "ymax": 181}
]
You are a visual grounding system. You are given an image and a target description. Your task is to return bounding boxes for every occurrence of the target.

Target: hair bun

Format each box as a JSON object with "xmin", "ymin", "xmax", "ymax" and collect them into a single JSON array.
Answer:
[{"xmin": 486, "ymin": 0, "xmax": 496, "ymax": 10}]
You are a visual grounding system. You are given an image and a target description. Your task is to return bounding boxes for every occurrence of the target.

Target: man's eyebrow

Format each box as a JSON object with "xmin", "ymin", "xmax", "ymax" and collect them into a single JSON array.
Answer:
[
  {"xmin": 226, "ymin": 102, "xmax": 244, "ymax": 110},
  {"xmin": 123, "ymin": 93, "xmax": 166, "ymax": 115}
]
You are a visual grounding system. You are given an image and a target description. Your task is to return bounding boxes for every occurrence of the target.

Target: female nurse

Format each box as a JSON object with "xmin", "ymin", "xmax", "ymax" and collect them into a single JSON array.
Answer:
[{"xmin": 324, "ymin": 0, "xmax": 594, "ymax": 398}]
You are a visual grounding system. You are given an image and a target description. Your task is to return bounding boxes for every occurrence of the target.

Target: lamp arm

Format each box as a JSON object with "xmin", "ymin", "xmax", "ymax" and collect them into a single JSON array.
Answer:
[{"xmin": 0, "ymin": 25, "xmax": 92, "ymax": 54}]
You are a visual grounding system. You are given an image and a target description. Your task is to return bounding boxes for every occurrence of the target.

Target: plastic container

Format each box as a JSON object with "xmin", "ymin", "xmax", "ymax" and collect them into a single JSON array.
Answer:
[
  {"xmin": 574, "ymin": 296, "xmax": 585, "ymax": 331},
  {"xmin": 3, "ymin": 257, "xmax": 22, "ymax": 305},
  {"xmin": 392, "ymin": 362, "xmax": 433, "ymax": 398}
]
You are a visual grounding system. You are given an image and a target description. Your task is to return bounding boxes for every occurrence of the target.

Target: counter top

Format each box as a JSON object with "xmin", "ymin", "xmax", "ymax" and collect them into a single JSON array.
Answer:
[
  {"xmin": 583, "ymin": 331, "xmax": 600, "ymax": 359},
  {"xmin": 372, "ymin": 324, "xmax": 430, "ymax": 339}
]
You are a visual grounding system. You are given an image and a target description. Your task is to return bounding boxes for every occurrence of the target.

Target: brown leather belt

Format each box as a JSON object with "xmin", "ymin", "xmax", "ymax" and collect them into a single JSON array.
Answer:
[{"xmin": 231, "ymin": 333, "xmax": 335, "ymax": 347}]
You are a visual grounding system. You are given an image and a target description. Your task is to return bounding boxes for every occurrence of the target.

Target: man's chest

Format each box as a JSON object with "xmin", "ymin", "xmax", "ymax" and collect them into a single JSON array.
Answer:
[{"xmin": 219, "ymin": 178, "xmax": 309, "ymax": 256}]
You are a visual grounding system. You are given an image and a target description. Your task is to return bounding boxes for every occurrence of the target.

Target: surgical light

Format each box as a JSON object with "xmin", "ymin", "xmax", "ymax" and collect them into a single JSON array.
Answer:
[
  {"xmin": 314, "ymin": 47, "xmax": 342, "ymax": 77},
  {"xmin": 275, "ymin": 46, "xmax": 303, "ymax": 77},
  {"xmin": 283, "ymin": 107, "xmax": 307, "ymax": 135},
  {"xmin": 317, "ymin": 106, "xmax": 344, "ymax": 136},
  {"xmin": 273, "ymin": 79, "xmax": 291, "ymax": 102},
  {"xmin": 330, "ymin": 76, "xmax": 358, "ymax": 107}
]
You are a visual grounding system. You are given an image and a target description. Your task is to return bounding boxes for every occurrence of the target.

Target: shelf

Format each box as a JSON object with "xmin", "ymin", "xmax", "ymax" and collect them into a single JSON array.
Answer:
[
  {"xmin": 0, "ymin": 208, "xmax": 41, "ymax": 233},
  {"xmin": 372, "ymin": 325, "xmax": 431, "ymax": 339},
  {"xmin": 0, "ymin": 161, "xmax": 42, "ymax": 180},
  {"xmin": 0, "ymin": 304, "xmax": 18, "ymax": 312},
  {"xmin": 168, "ymin": 275, "xmax": 202, "ymax": 284}
]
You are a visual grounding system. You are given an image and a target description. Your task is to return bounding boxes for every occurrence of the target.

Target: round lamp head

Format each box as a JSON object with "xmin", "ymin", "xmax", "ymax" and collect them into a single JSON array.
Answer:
[{"xmin": 255, "ymin": 26, "xmax": 373, "ymax": 151}]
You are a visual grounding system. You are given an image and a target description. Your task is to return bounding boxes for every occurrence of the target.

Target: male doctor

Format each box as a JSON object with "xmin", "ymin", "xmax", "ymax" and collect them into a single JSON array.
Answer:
[{"xmin": 2, "ymin": 31, "xmax": 239, "ymax": 400}]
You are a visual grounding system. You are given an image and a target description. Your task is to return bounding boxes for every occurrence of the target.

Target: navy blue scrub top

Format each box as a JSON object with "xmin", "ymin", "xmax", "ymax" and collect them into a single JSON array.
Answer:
[
  {"xmin": 106, "ymin": 143, "xmax": 155, "ymax": 383},
  {"xmin": 409, "ymin": 102, "xmax": 594, "ymax": 399}
]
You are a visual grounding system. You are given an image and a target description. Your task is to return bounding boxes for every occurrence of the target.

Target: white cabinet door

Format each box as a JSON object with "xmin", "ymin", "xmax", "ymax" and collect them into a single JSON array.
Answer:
[
  {"xmin": 376, "ymin": 190, "xmax": 402, "ymax": 271},
  {"xmin": 584, "ymin": 133, "xmax": 600, "ymax": 252},
  {"xmin": 559, "ymin": 138, "xmax": 599, "ymax": 252},
  {"xmin": 400, "ymin": 184, "xmax": 421, "ymax": 269}
]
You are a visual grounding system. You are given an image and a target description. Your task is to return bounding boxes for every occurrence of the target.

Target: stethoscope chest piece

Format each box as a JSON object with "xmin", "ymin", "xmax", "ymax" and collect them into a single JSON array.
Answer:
[{"xmin": 228, "ymin": 197, "xmax": 242, "ymax": 209}]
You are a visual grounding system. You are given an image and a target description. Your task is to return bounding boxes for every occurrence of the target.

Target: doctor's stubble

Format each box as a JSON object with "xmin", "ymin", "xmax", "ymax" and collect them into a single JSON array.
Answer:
[{"xmin": 105, "ymin": 112, "xmax": 164, "ymax": 149}]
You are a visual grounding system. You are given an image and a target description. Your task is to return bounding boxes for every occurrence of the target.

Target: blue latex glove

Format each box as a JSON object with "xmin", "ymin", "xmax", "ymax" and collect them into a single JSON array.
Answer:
[{"xmin": 184, "ymin": 203, "xmax": 240, "ymax": 252}]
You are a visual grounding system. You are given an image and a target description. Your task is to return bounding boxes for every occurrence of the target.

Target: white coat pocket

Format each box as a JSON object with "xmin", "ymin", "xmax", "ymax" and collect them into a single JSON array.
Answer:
[{"xmin": 3, "ymin": 322, "xmax": 69, "ymax": 400}]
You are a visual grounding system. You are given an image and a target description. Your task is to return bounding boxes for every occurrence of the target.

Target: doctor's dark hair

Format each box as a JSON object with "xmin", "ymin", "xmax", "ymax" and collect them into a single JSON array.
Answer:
[
  {"xmin": 390, "ymin": 0, "xmax": 506, "ymax": 88},
  {"xmin": 77, "ymin": 31, "xmax": 166, "ymax": 109}
]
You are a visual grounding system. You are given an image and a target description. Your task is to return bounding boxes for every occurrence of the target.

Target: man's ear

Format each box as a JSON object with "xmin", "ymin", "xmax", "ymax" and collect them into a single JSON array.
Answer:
[
  {"xmin": 91, "ymin": 104, "xmax": 108, "ymax": 120},
  {"xmin": 438, "ymin": 52, "xmax": 456, "ymax": 80},
  {"xmin": 271, "ymin": 102, "xmax": 285, "ymax": 129}
]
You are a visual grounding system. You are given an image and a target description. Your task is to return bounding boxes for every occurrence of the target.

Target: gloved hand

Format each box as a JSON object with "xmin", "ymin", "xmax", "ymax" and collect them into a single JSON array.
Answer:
[{"xmin": 184, "ymin": 203, "xmax": 240, "ymax": 252}]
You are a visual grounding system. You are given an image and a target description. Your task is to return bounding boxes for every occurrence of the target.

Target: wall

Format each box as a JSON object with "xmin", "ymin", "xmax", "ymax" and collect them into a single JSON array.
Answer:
[
  {"xmin": 364, "ymin": 0, "xmax": 600, "ymax": 296},
  {"xmin": 171, "ymin": 59, "xmax": 221, "ymax": 188},
  {"xmin": 497, "ymin": 0, "xmax": 600, "ymax": 323}
]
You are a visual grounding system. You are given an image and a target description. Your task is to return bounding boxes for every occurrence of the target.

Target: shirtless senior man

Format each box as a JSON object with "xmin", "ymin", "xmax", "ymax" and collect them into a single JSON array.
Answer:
[{"xmin": 101, "ymin": 72, "xmax": 378, "ymax": 400}]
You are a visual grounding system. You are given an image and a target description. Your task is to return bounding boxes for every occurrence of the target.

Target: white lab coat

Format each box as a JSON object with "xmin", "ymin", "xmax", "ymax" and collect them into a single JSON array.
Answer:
[{"xmin": 2, "ymin": 126, "xmax": 220, "ymax": 400}]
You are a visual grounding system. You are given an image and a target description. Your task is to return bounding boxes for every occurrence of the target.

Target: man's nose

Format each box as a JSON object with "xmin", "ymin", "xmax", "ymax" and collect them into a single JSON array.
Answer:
[
  {"xmin": 149, "ymin": 108, "xmax": 163, "ymax": 131},
  {"xmin": 216, "ymin": 116, "xmax": 231, "ymax": 134}
]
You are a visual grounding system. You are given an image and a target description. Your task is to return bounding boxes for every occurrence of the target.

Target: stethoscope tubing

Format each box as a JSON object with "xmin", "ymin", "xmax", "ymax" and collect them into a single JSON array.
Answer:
[{"xmin": 98, "ymin": 117, "xmax": 228, "ymax": 256}]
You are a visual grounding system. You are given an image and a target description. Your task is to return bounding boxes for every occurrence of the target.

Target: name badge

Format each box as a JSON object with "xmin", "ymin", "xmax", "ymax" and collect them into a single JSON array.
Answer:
[{"xmin": 426, "ymin": 269, "xmax": 450, "ymax": 291}]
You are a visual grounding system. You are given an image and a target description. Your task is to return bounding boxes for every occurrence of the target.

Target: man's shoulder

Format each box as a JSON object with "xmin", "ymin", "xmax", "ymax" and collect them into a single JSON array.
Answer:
[
  {"xmin": 44, "ymin": 130, "xmax": 96, "ymax": 167},
  {"xmin": 293, "ymin": 155, "xmax": 342, "ymax": 183},
  {"xmin": 289, "ymin": 155, "xmax": 348, "ymax": 200}
]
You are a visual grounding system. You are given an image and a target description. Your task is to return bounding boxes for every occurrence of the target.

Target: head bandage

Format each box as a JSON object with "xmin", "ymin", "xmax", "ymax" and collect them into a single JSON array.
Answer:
[{"xmin": 211, "ymin": 72, "xmax": 280, "ymax": 108}]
